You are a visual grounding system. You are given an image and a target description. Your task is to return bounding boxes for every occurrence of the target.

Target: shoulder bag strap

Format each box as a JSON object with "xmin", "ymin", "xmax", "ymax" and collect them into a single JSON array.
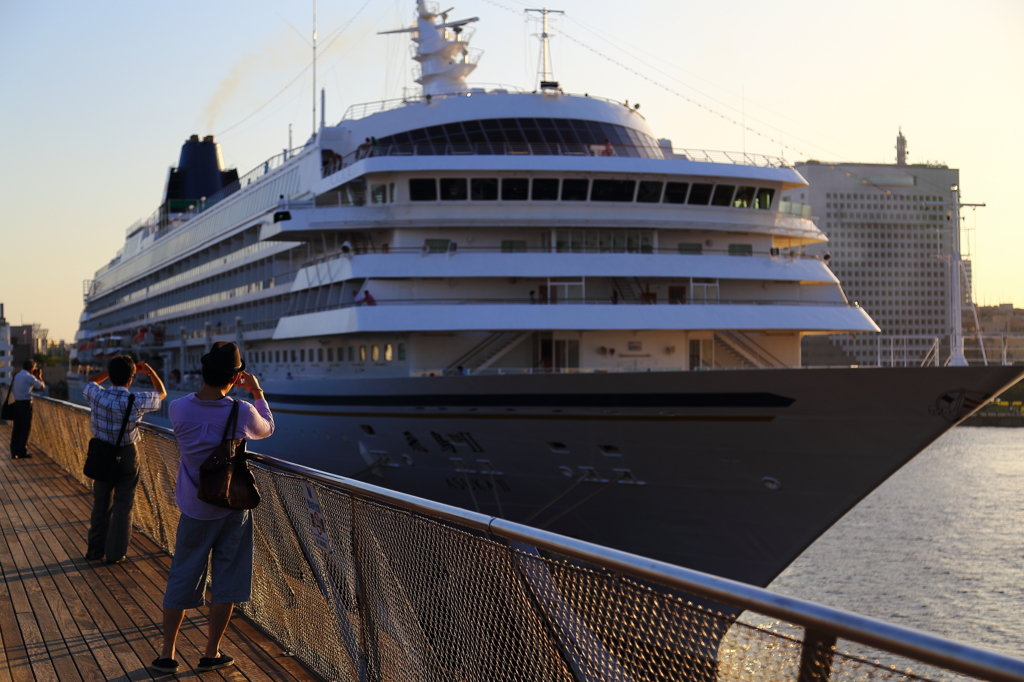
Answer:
[
  {"xmin": 114, "ymin": 393, "xmax": 136, "ymax": 447},
  {"xmin": 221, "ymin": 399, "xmax": 240, "ymax": 442}
]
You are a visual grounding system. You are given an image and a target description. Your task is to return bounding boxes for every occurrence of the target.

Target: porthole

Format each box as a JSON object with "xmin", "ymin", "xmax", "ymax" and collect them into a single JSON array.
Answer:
[{"xmin": 762, "ymin": 476, "xmax": 781, "ymax": 491}]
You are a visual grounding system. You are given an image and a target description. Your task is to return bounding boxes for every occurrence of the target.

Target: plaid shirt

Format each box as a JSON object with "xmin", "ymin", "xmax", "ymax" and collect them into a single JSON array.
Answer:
[{"xmin": 83, "ymin": 382, "xmax": 162, "ymax": 445}]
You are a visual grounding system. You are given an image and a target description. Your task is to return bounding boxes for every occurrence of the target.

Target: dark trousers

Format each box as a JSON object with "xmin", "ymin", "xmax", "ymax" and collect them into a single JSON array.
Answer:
[
  {"xmin": 9, "ymin": 400, "xmax": 32, "ymax": 458},
  {"xmin": 87, "ymin": 443, "xmax": 140, "ymax": 561}
]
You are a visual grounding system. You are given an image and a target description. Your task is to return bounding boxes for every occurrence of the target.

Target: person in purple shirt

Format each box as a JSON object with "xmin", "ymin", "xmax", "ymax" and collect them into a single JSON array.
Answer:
[{"xmin": 151, "ymin": 342, "xmax": 274, "ymax": 675}]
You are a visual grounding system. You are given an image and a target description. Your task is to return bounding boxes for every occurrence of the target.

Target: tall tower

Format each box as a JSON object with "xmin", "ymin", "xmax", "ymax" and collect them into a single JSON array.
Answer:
[{"xmin": 895, "ymin": 128, "xmax": 908, "ymax": 166}]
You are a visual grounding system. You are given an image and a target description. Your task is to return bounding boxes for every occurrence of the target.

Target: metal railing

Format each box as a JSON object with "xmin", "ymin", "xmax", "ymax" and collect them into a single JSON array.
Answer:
[
  {"xmin": 321, "ymin": 142, "xmax": 790, "ymax": 173},
  {"xmin": 282, "ymin": 296, "xmax": 858, "ymax": 319},
  {"xmin": 28, "ymin": 396, "xmax": 1024, "ymax": 682}
]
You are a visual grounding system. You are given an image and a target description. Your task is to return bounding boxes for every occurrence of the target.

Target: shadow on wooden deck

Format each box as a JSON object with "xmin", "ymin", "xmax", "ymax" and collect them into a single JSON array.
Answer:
[{"xmin": 0, "ymin": 423, "xmax": 320, "ymax": 682}]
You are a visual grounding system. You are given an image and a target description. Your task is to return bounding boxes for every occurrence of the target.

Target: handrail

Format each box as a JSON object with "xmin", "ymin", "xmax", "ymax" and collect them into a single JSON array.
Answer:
[
  {"xmin": 320, "ymin": 141, "xmax": 789, "ymax": 173},
  {"xmin": 243, "ymin": 450, "xmax": 1024, "ymax": 682},
  {"xmin": 28, "ymin": 394, "xmax": 1024, "ymax": 682},
  {"xmin": 281, "ymin": 296, "xmax": 859, "ymax": 319}
]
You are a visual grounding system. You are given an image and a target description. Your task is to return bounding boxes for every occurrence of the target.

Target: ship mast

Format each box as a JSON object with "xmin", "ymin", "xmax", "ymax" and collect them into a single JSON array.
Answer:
[
  {"xmin": 526, "ymin": 8, "xmax": 564, "ymax": 90},
  {"xmin": 312, "ymin": 0, "xmax": 318, "ymax": 136}
]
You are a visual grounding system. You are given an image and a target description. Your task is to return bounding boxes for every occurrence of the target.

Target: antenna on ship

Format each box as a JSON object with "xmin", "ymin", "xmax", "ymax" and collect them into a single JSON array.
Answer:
[
  {"xmin": 312, "ymin": 0, "xmax": 318, "ymax": 136},
  {"xmin": 526, "ymin": 8, "xmax": 564, "ymax": 91}
]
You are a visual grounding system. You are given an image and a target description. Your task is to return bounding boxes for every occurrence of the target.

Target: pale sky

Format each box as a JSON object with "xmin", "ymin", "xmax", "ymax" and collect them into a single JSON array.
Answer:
[{"xmin": 1, "ymin": 0, "xmax": 1022, "ymax": 342}]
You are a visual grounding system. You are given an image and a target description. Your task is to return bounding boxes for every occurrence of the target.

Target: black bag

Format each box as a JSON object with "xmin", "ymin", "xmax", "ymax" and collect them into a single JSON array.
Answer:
[
  {"xmin": 198, "ymin": 400, "xmax": 261, "ymax": 510},
  {"xmin": 83, "ymin": 394, "xmax": 135, "ymax": 482},
  {"xmin": 0, "ymin": 382, "xmax": 13, "ymax": 421}
]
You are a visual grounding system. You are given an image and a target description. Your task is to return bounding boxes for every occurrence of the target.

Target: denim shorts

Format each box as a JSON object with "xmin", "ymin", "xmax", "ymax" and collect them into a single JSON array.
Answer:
[{"xmin": 163, "ymin": 510, "xmax": 254, "ymax": 609}]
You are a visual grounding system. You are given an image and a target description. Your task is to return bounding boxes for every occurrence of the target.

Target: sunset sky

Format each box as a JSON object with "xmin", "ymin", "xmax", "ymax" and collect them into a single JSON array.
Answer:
[{"xmin": 1, "ymin": 0, "xmax": 1021, "ymax": 341}]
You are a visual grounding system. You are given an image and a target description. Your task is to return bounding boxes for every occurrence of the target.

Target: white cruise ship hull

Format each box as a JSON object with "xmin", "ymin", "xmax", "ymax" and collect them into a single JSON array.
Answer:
[{"xmin": 127, "ymin": 364, "xmax": 1022, "ymax": 588}]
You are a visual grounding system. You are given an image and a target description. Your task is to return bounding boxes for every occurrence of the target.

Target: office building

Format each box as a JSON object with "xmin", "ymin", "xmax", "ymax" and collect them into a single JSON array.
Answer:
[{"xmin": 781, "ymin": 131, "xmax": 960, "ymax": 366}]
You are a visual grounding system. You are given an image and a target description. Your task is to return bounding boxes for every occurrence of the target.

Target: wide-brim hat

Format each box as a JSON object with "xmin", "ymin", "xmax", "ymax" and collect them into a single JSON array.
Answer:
[{"xmin": 201, "ymin": 341, "xmax": 246, "ymax": 374}]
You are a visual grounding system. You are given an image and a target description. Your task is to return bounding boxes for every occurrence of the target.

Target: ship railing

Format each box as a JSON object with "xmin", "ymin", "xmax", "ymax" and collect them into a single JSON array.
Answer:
[
  {"xmin": 302, "ymin": 243, "xmax": 825, "ymax": 260},
  {"xmin": 29, "ymin": 395, "xmax": 1024, "ymax": 682},
  {"xmin": 320, "ymin": 141, "xmax": 788, "ymax": 173},
  {"xmin": 283, "ymin": 296, "xmax": 858, "ymax": 318}
]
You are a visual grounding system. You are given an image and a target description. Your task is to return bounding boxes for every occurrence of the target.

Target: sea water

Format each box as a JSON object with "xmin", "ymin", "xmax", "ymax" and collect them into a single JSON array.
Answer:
[{"xmin": 769, "ymin": 427, "xmax": 1024, "ymax": 657}]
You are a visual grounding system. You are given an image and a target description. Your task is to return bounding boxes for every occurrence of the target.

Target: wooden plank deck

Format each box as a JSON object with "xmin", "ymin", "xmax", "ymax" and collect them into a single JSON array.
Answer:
[{"xmin": 0, "ymin": 424, "xmax": 320, "ymax": 681}]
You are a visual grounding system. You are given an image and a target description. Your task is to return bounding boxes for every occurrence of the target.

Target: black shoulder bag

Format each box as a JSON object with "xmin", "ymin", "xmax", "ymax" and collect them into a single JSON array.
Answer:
[
  {"xmin": 84, "ymin": 393, "xmax": 135, "ymax": 482},
  {"xmin": 198, "ymin": 400, "xmax": 261, "ymax": 510},
  {"xmin": 0, "ymin": 381, "xmax": 13, "ymax": 421}
]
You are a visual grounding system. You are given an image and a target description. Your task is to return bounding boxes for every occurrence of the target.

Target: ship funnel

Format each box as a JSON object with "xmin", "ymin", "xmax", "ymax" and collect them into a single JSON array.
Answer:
[{"xmin": 161, "ymin": 136, "xmax": 240, "ymax": 210}]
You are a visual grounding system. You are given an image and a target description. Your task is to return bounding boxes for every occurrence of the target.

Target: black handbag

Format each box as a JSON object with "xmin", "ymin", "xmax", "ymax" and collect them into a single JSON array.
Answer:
[
  {"xmin": 0, "ymin": 382, "xmax": 13, "ymax": 421},
  {"xmin": 83, "ymin": 393, "xmax": 135, "ymax": 482},
  {"xmin": 198, "ymin": 400, "xmax": 261, "ymax": 510}
]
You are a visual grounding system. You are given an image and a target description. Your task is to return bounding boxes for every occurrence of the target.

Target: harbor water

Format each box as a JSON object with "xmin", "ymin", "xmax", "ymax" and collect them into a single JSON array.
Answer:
[{"xmin": 769, "ymin": 426, "xmax": 1024, "ymax": 658}]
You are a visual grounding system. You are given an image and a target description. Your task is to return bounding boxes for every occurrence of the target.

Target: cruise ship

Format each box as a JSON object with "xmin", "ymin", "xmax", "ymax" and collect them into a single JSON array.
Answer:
[{"xmin": 70, "ymin": 1, "xmax": 1023, "ymax": 588}]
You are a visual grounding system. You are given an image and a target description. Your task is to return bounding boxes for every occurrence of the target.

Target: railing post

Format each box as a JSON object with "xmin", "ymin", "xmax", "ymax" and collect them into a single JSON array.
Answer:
[{"xmin": 798, "ymin": 629, "xmax": 837, "ymax": 682}]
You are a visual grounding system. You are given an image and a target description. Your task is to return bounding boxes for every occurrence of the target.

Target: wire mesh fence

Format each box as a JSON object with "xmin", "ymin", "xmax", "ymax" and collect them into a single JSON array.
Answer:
[{"xmin": 30, "ymin": 396, "xmax": 1024, "ymax": 682}]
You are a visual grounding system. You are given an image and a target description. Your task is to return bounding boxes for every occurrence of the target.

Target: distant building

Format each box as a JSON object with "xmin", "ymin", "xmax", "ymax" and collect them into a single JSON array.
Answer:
[
  {"xmin": 781, "ymin": 130, "xmax": 961, "ymax": 366},
  {"xmin": 0, "ymin": 304, "xmax": 12, "ymax": 384},
  {"xmin": 9, "ymin": 323, "xmax": 49, "ymax": 367},
  {"xmin": 973, "ymin": 304, "xmax": 1024, "ymax": 364}
]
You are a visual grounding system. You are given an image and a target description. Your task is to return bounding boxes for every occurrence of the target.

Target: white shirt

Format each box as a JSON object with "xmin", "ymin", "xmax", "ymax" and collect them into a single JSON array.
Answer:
[{"xmin": 12, "ymin": 370, "xmax": 44, "ymax": 401}]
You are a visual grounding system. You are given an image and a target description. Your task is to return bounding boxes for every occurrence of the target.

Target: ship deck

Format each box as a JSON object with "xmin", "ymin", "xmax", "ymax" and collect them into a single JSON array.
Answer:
[{"xmin": 0, "ymin": 424, "xmax": 318, "ymax": 682}]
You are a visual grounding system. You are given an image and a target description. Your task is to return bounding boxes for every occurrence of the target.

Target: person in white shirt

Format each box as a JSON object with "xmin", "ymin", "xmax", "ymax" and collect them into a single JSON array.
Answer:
[{"xmin": 10, "ymin": 360, "xmax": 44, "ymax": 459}]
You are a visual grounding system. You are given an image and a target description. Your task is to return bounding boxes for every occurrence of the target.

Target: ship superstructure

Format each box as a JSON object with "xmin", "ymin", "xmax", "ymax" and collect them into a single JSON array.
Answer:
[{"xmin": 71, "ymin": 2, "xmax": 1022, "ymax": 588}]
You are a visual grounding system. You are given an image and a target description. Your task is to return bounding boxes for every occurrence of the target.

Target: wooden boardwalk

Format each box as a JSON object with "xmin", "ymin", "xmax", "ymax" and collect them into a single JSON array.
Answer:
[{"xmin": 0, "ymin": 424, "xmax": 319, "ymax": 682}]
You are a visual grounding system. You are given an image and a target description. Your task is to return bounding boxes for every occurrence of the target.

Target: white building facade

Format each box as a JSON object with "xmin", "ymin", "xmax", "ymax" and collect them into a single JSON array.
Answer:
[{"xmin": 781, "ymin": 137, "xmax": 960, "ymax": 366}]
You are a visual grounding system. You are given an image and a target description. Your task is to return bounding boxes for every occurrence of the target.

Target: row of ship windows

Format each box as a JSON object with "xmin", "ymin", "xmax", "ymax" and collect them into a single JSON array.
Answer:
[
  {"xmin": 255, "ymin": 344, "xmax": 406, "ymax": 365},
  {"xmin": 405, "ymin": 177, "xmax": 776, "ymax": 208}
]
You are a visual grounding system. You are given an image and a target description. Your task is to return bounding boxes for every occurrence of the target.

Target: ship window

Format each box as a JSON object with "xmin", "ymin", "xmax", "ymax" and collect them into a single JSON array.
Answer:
[
  {"xmin": 692, "ymin": 278, "xmax": 719, "ymax": 303},
  {"xmin": 591, "ymin": 179, "xmax": 636, "ymax": 202},
  {"xmin": 640, "ymin": 232, "xmax": 653, "ymax": 253},
  {"xmin": 398, "ymin": 343, "xmax": 406, "ymax": 361},
  {"xmin": 300, "ymin": 349, "xmax": 305, "ymax": 362},
  {"xmin": 409, "ymin": 178, "xmax": 437, "ymax": 201},
  {"xmin": 471, "ymin": 178, "xmax": 498, "ymax": 200},
  {"xmin": 502, "ymin": 240, "xmax": 528, "ymax": 253},
  {"xmin": 372, "ymin": 345, "xmax": 380, "ymax": 362},
  {"xmin": 291, "ymin": 350, "xmax": 297, "ymax": 363},
  {"xmin": 275, "ymin": 350, "xmax": 281, "ymax": 363},
  {"xmin": 440, "ymin": 178, "xmax": 467, "ymax": 200},
  {"xmin": 669, "ymin": 286, "xmax": 687, "ymax": 303},
  {"xmin": 370, "ymin": 184, "xmax": 387, "ymax": 204},
  {"xmin": 318, "ymin": 348, "xmax": 324, "ymax": 362},
  {"xmin": 389, "ymin": 182, "xmax": 396, "ymax": 202},
  {"xmin": 385, "ymin": 344, "xmax": 393, "ymax": 361},
  {"xmin": 562, "ymin": 179, "xmax": 589, "ymax": 201},
  {"xmin": 728, "ymin": 244, "xmax": 753, "ymax": 256},
  {"xmin": 636, "ymin": 181, "xmax": 663, "ymax": 203},
  {"xmin": 678, "ymin": 242, "xmax": 702, "ymax": 254},
  {"xmin": 755, "ymin": 188, "xmax": 774, "ymax": 210},
  {"xmin": 327, "ymin": 347, "xmax": 334, "ymax": 362},
  {"xmin": 359, "ymin": 346, "xmax": 367, "ymax": 362},
  {"xmin": 502, "ymin": 177, "xmax": 529, "ymax": 200},
  {"xmin": 711, "ymin": 185, "xmax": 736, "ymax": 206},
  {"xmin": 424, "ymin": 239, "xmax": 451, "ymax": 253},
  {"xmin": 733, "ymin": 186, "xmax": 756, "ymax": 208},
  {"xmin": 532, "ymin": 178, "xmax": 559, "ymax": 200},
  {"xmin": 663, "ymin": 182, "xmax": 689, "ymax": 204},
  {"xmin": 688, "ymin": 183, "xmax": 713, "ymax": 204}
]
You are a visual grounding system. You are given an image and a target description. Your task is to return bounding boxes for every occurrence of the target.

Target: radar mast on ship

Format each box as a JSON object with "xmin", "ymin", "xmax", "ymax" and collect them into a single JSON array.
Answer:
[{"xmin": 378, "ymin": 1, "xmax": 480, "ymax": 96}]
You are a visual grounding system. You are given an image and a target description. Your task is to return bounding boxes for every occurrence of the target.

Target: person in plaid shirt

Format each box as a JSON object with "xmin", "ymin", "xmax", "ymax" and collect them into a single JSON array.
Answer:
[{"xmin": 83, "ymin": 355, "xmax": 166, "ymax": 564}]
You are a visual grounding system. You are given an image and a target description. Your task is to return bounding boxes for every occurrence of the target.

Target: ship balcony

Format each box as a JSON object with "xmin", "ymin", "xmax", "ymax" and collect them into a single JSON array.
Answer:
[
  {"xmin": 287, "ymin": 251, "xmax": 840, "ymax": 293},
  {"xmin": 272, "ymin": 298, "xmax": 879, "ymax": 340},
  {"xmin": 263, "ymin": 202, "xmax": 821, "ymax": 244}
]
